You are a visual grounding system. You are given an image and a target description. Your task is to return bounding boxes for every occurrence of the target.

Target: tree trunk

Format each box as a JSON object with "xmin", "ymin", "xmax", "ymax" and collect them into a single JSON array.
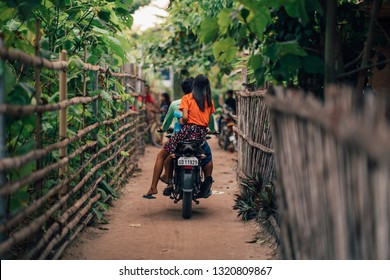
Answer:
[{"xmin": 324, "ymin": 0, "xmax": 337, "ymax": 86}]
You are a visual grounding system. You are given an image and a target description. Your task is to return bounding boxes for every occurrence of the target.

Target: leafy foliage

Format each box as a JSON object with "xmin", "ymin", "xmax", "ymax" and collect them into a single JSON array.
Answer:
[
  {"xmin": 143, "ymin": 0, "xmax": 386, "ymax": 94},
  {"xmin": 233, "ymin": 174, "xmax": 278, "ymax": 222},
  {"xmin": 0, "ymin": 0, "xmax": 143, "ymax": 219}
]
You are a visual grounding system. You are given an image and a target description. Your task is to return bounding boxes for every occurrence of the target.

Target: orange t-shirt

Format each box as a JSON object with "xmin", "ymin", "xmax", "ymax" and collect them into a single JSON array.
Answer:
[{"xmin": 179, "ymin": 93, "xmax": 215, "ymax": 127}]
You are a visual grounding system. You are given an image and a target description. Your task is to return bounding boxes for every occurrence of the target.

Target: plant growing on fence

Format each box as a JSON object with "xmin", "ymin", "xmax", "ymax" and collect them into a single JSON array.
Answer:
[
  {"xmin": 233, "ymin": 174, "xmax": 278, "ymax": 223},
  {"xmin": 0, "ymin": 0, "xmax": 150, "ymax": 259}
]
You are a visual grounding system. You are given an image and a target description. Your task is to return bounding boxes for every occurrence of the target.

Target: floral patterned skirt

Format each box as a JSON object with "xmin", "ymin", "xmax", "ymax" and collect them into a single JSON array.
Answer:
[{"xmin": 164, "ymin": 124, "xmax": 207, "ymax": 154}]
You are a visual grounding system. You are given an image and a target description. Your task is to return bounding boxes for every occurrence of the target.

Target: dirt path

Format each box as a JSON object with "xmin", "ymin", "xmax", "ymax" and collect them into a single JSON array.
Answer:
[{"xmin": 62, "ymin": 137, "xmax": 275, "ymax": 260}]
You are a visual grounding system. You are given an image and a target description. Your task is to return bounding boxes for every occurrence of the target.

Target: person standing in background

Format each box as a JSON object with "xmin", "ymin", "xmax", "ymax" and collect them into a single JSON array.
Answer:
[
  {"xmin": 160, "ymin": 92, "xmax": 171, "ymax": 123},
  {"xmin": 224, "ymin": 89, "xmax": 236, "ymax": 115}
]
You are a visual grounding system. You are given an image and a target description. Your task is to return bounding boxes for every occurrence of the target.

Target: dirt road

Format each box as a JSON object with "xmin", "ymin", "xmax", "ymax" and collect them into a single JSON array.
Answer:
[{"xmin": 62, "ymin": 137, "xmax": 275, "ymax": 260}]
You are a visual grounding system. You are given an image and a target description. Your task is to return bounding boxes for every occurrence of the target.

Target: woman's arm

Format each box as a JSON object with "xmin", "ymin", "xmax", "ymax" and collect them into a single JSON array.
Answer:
[{"xmin": 181, "ymin": 108, "xmax": 188, "ymax": 124}]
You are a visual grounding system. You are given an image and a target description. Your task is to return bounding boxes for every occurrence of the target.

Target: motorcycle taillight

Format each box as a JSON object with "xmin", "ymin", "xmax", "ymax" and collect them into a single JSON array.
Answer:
[{"xmin": 182, "ymin": 166, "xmax": 193, "ymax": 170}]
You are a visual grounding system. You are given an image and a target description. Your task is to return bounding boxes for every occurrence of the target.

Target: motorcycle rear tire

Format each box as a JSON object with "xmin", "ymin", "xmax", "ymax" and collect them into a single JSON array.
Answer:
[
  {"xmin": 218, "ymin": 122, "xmax": 227, "ymax": 148},
  {"xmin": 182, "ymin": 192, "xmax": 192, "ymax": 219},
  {"xmin": 223, "ymin": 132, "xmax": 231, "ymax": 151}
]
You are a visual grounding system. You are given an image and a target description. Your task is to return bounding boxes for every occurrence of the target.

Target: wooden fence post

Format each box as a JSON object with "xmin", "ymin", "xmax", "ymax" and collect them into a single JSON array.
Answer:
[
  {"xmin": 0, "ymin": 35, "xmax": 8, "ymax": 242},
  {"xmin": 123, "ymin": 64, "xmax": 130, "ymax": 143},
  {"xmin": 92, "ymin": 70, "xmax": 99, "ymax": 183},
  {"xmin": 129, "ymin": 63, "xmax": 137, "ymax": 111},
  {"xmin": 112, "ymin": 68, "xmax": 118, "ymax": 165},
  {"xmin": 34, "ymin": 20, "xmax": 43, "ymax": 199},
  {"xmin": 80, "ymin": 43, "xmax": 87, "ymax": 197},
  {"xmin": 59, "ymin": 50, "xmax": 68, "ymax": 199}
]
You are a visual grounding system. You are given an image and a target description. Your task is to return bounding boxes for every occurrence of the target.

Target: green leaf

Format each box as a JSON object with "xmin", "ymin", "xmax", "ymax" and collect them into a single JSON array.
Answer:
[
  {"xmin": 98, "ymin": 10, "xmax": 111, "ymax": 22},
  {"xmin": 279, "ymin": 54, "xmax": 300, "ymax": 73},
  {"xmin": 302, "ymin": 55, "xmax": 324, "ymax": 74},
  {"xmin": 108, "ymin": 36, "xmax": 121, "ymax": 44},
  {"xmin": 217, "ymin": 8, "xmax": 232, "ymax": 35},
  {"xmin": 0, "ymin": 3, "xmax": 17, "ymax": 22},
  {"xmin": 248, "ymin": 15, "xmax": 269, "ymax": 39},
  {"xmin": 92, "ymin": 26, "xmax": 110, "ymax": 36},
  {"xmin": 9, "ymin": 186, "xmax": 29, "ymax": 215},
  {"xmin": 246, "ymin": 7, "xmax": 271, "ymax": 39},
  {"xmin": 199, "ymin": 17, "xmax": 219, "ymax": 44},
  {"xmin": 92, "ymin": 207, "xmax": 104, "ymax": 221},
  {"xmin": 97, "ymin": 188, "xmax": 108, "ymax": 200},
  {"xmin": 277, "ymin": 41, "xmax": 307, "ymax": 57},
  {"xmin": 101, "ymin": 90, "xmax": 113, "ymax": 103},
  {"xmin": 68, "ymin": 55, "xmax": 84, "ymax": 70},
  {"xmin": 120, "ymin": 151, "xmax": 129, "ymax": 157},
  {"xmin": 212, "ymin": 37, "xmax": 238, "ymax": 64},
  {"xmin": 249, "ymin": 54, "xmax": 265, "ymax": 86},
  {"xmin": 264, "ymin": 44, "xmax": 279, "ymax": 61},
  {"xmin": 305, "ymin": 0, "xmax": 323, "ymax": 15},
  {"xmin": 4, "ymin": 63, "xmax": 16, "ymax": 95},
  {"xmin": 249, "ymin": 54, "xmax": 263, "ymax": 70},
  {"xmin": 97, "ymin": 201, "xmax": 109, "ymax": 211},
  {"xmin": 19, "ymin": 139, "xmax": 37, "ymax": 155},
  {"xmin": 101, "ymin": 179, "xmax": 117, "ymax": 197},
  {"xmin": 284, "ymin": 0, "xmax": 309, "ymax": 25}
]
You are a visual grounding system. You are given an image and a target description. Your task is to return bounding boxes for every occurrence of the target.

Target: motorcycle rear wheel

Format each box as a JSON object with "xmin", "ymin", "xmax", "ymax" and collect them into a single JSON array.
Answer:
[
  {"xmin": 182, "ymin": 192, "xmax": 192, "ymax": 219},
  {"xmin": 218, "ymin": 125, "xmax": 227, "ymax": 148}
]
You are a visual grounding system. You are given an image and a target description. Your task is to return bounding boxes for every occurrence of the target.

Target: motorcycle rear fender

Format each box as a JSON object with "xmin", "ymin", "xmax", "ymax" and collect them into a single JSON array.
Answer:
[{"xmin": 181, "ymin": 170, "xmax": 195, "ymax": 192}]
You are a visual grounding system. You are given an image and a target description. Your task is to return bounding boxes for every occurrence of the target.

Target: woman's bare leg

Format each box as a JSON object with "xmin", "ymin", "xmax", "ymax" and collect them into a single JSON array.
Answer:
[
  {"xmin": 145, "ymin": 148, "xmax": 170, "ymax": 196},
  {"xmin": 160, "ymin": 156, "xmax": 172, "ymax": 183}
]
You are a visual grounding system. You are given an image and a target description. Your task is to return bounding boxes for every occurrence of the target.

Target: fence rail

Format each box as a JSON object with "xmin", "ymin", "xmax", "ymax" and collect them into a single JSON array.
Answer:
[
  {"xmin": 267, "ymin": 86, "xmax": 390, "ymax": 259},
  {"xmin": 0, "ymin": 42, "xmax": 147, "ymax": 259}
]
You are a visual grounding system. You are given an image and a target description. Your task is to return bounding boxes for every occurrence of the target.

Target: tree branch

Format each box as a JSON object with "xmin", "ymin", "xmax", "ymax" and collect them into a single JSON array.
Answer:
[
  {"xmin": 356, "ymin": 0, "xmax": 384, "ymax": 92},
  {"xmin": 336, "ymin": 58, "xmax": 390, "ymax": 79}
]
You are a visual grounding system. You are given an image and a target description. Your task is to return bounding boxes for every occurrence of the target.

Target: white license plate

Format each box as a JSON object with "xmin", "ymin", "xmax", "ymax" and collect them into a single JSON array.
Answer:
[
  {"xmin": 229, "ymin": 135, "xmax": 235, "ymax": 141},
  {"xmin": 178, "ymin": 157, "xmax": 199, "ymax": 166}
]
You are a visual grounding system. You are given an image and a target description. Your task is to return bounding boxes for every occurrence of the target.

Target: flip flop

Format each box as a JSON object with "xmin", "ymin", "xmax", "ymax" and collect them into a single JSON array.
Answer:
[
  {"xmin": 142, "ymin": 194, "xmax": 156, "ymax": 199},
  {"xmin": 159, "ymin": 177, "xmax": 169, "ymax": 184}
]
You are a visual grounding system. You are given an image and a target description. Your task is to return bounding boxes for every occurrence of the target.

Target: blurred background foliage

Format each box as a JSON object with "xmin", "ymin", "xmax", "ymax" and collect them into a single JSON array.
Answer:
[{"xmin": 134, "ymin": 0, "xmax": 388, "ymax": 95}]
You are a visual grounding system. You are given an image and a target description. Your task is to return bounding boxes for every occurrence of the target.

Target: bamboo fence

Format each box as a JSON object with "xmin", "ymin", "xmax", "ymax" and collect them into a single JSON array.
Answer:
[
  {"xmin": 236, "ymin": 90, "xmax": 275, "ymax": 183},
  {"xmin": 266, "ymin": 85, "xmax": 390, "ymax": 259},
  {"xmin": 0, "ymin": 43, "xmax": 147, "ymax": 259}
]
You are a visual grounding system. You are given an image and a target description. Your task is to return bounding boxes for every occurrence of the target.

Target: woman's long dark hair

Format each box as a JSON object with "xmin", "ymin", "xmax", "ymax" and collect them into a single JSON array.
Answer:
[
  {"xmin": 192, "ymin": 74, "xmax": 212, "ymax": 112},
  {"xmin": 161, "ymin": 92, "xmax": 171, "ymax": 106}
]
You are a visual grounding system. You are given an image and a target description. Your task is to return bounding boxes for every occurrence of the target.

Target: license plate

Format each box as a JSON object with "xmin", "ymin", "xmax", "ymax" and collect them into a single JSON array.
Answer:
[
  {"xmin": 229, "ymin": 135, "xmax": 235, "ymax": 141},
  {"xmin": 178, "ymin": 157, "xmax": 198, "ymax": 166}
]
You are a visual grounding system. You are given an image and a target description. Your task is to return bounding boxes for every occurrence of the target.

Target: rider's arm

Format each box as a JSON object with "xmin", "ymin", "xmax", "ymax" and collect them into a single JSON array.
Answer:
[
  {"xmin": 179, "ymin": 95, "xmax": 189, "ymax": 124},
  {"xmin": 161, "ymin": 103, "xmax": 175, "ymax": 131},
  {"xmin": 182, "ymin": 108, "xmax": 188, "ymax": 124}
]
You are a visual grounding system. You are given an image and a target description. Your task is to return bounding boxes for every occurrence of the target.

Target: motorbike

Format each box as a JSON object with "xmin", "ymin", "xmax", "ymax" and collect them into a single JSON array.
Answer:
[
  {"xmin": 162, "ymin": 129, "xmax": 217, "ymax": 219},
  {"xmin": 218, "ymin": 105, "xmax": 237, "ymax": 152}
]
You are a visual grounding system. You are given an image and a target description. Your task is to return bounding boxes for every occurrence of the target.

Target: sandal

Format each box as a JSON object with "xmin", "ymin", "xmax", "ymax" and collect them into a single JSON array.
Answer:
[
  {"xmin": 159, "ymin": 176, "xmax": 169, "ymax": 184},
  {"xmin": 196, "ymin": 176, "xmax": 213, "ymax": 199},
  {"xmin": 163, "ymin": 185, "xmax": 174, "ymax": 196}
]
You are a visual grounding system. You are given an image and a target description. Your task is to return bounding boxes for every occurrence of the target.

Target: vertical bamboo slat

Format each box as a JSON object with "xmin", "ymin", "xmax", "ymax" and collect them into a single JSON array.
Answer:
[
  {"xmin": 92, "ymin": 71, "xmax": 99, "ymax": 185},
  {"xmin": 59, "ymin": 50, "xmax": 68, "ymax": 199},
  {"xmin": 0, "ymin": 35, "xmax": 7, "ymax": 243},
  {"xmin": 34, "ymin": 20, "xmax": 43, "ymax": 198},
  {"xmin": 79, "ymin": 43, "xmax": 87, "ymax": 197}
]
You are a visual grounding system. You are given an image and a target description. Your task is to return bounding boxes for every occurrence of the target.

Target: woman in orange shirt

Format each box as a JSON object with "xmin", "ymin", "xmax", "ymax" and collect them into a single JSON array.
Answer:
[{"xmin": 144, "ymin": 74, "xmax": 215, "ymax": 198}]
